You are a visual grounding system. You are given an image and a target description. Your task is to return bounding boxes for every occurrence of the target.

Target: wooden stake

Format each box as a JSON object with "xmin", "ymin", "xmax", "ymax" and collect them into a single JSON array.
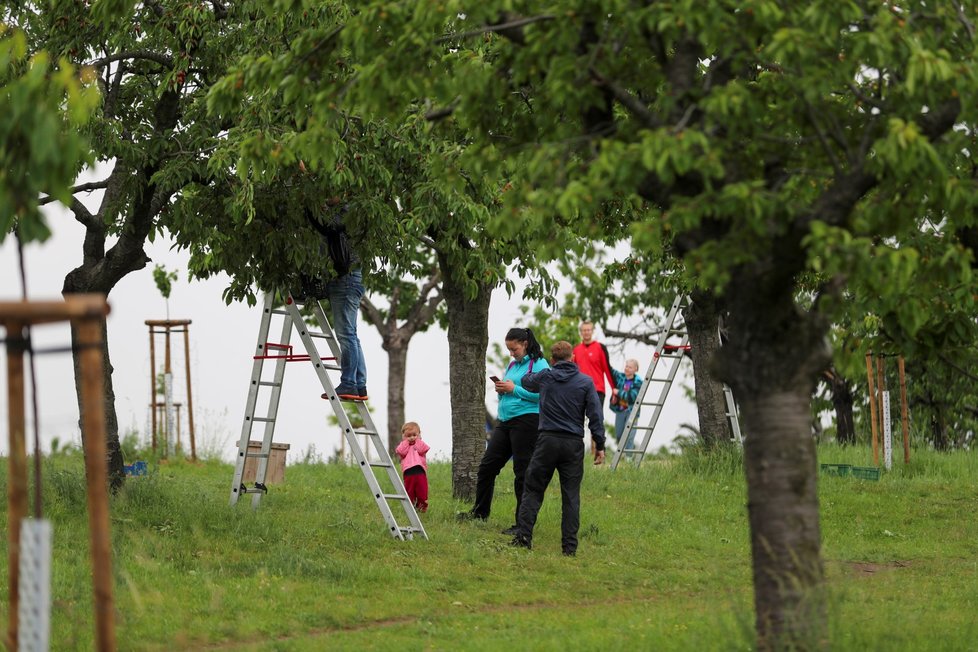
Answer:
[
  {"xmin": 77, "ymin": 318, "xmax": 118, "ymax": 652},
  {"xmin": 183, "ymin": 326, "xmax": 197, "ymax": 461},
  {"xmin": 6, "ymin": 322, "xmax": 27, "ymax": 651},
  {"xmin": 877, "ymin": 355, "xmax": 887, "ymax": 467},
  {"xmin": 865, "ymin": 352, "xmax": 879, "ymax": 466},
  {"xmin": 148, "ymin": 325, "xmax": 157, "ymax": 452},
  {"xmin": 898, "ymin": 356, "xmax": 910, "ymax": 464}
]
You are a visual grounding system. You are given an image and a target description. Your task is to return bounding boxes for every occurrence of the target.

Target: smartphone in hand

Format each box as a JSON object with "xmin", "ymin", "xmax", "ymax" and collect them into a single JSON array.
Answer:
[{"xmin": 489, "ymin": 375, "xmax": 501, "ymax": 382}]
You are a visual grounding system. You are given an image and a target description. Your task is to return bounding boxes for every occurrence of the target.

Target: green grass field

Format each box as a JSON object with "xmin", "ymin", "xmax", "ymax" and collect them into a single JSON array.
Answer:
[{"xmin": 2, "ymin": 444, "xmax": 977, "ymax": 650}]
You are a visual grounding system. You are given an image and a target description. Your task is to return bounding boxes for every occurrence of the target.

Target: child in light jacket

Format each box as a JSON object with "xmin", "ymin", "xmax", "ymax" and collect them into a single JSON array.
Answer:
[{"xmin": 395, "ymin": 421, "xmax": 430, "ymax": 513}]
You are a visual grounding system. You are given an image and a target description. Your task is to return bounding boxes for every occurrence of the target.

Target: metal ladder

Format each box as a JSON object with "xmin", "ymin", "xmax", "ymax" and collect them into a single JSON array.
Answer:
[
  {"xmin": 229, "ymin": 293, "xmax": 427, "ymax": 541},
  {"xmin": 610, "ymin": 294, "xmax": 743, "ymax": 469}
]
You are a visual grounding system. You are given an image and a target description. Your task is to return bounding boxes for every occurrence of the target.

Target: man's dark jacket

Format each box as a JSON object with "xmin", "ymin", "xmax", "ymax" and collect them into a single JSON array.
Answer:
[{"xmin": 521, "ymin": 361, "xmax": 606, "ymax": 451}]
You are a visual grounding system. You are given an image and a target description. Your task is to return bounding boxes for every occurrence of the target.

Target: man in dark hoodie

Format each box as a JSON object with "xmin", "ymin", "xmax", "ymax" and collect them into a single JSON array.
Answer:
[{"xmin": 511, "ymin": 340, "xmax": 605, "ymax": 556}]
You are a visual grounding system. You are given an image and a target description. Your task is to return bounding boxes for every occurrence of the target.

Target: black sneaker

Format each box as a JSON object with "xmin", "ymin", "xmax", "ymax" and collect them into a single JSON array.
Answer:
[
  {"xmin": 562, "ymin": 548, "xmax": 576, "ymax": 557},
  {"xmin": 510, "ymin": 535, "xmax": 532, "ymax": 550},
  {"xmin": 456, "ymin": 511, "xmax": 486, "ymax": 522},
  {"xmin": 500, "ymin": 525, "xmax": 519, "ymax": 536}
]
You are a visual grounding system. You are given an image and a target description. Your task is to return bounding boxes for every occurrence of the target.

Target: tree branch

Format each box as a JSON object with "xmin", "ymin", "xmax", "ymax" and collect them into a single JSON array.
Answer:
[
  {"xmin": 360, "ymin": 294, "xmax": 386, "ymax": 331},
  {"xmin": 590, "ymin": 67, "xmax": 660, "ymax": 130},
  {"xmin": 89, "ymin": 50, "xmax": 174, "ymax": 69},
  {"xmin": 38, "ymin": 180, "xmax": 110, "ymax": 206},
  {"xmin": 435, "ymin": 14, "xmax": 556, "ymax": 44}
]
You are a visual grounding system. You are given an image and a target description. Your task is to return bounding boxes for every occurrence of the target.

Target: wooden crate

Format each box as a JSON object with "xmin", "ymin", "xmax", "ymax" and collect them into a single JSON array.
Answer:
[{"xmin": 242, "ymin": 441, "xmax": 291, "ymax": 484}]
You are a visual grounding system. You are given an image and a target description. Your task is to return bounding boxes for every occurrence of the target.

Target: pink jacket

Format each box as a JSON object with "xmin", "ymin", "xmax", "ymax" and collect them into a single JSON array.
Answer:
[{"xmin": 395, "ymin": 438, "xmax": 430, "ymax": 473}]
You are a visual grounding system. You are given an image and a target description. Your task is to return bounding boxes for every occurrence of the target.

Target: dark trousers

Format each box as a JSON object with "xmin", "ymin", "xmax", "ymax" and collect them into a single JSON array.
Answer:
[
  {"xmin": 471, "ymin": 413, "xmax": 540, "ymax": 522},
  {"xmin": 516, "ymin": 433, "xmax": 585, "ymax": 554}
]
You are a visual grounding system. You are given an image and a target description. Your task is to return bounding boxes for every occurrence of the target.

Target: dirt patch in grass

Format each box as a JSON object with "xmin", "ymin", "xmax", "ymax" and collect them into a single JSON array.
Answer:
[{"xmin": 846, "ymin": 560, "xmax": 911, "ymax": 575}]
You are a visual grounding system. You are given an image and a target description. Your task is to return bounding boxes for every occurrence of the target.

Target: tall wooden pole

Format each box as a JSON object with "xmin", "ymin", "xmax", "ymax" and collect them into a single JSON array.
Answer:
[
  {"xmin": 877, "ymin": 355, "xmax": 887, "ymax": 467},
  {"xmin": 6, "ymin": 322, "xmax": 28, "ymax": 651},
  {"xmin": 865, "ymin": 352, "xmax": 879, "ymax": 466},
  {"xmin": 898, "ymin": 356, "xmax": 911, "ymax": 464},
  {"xmin": 77, "ymin": 318, "xmax": 118, "ymax": 652},
  {"xmin": 182, "ymin": 326, "xmax": 197, "ymax": 461},
  {"xmin": 164, "ymin": 326, "xmax": 172, "ymax": 457}
]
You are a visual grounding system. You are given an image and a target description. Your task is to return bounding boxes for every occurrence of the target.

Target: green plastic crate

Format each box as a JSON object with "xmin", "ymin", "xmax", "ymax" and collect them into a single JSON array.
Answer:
[
  {"xmin": 819, "ymin": 463, "xmax": 851, "ymax": 477},
  {"xmin": 850, "ymin": 466, "xmax": 882, "ymax": 481}
]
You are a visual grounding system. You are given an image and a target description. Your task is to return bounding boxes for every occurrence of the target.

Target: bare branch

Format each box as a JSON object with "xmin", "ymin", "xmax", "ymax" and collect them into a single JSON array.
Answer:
[
  {"xmin": 89, "ymin": 50, "xmax": 173, "ymax": 69},
  {"xmin": 590, "ymin": 67, "xmax": 660, "ymax": 130},
  {"xmin": 957, "ymin": 3, "xmax": 976, "ymax": 41},
  {"xmin": 804, "ymin": 101, "xmax": 842, "ymax": 175},
  {"xmin": 359, "ymin": 294, "xmax": 385, "ymax": 331},
  {"xmin": 435, "ymin": 14, "xmax": 556, "ymax": 44},
  {"xmin": 38, "ymin": 180, "xmax": 110, "ymax": 206}
]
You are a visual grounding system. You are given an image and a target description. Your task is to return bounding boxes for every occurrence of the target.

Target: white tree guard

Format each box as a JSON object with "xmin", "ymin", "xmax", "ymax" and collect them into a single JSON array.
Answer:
[
  {"xmin": 882, "ymin": 391, "xmax": 892, "ymax": 471},
  {"xmin": 164, "ymin": 372, "xmax": 176, "ymax": 457},
  {"xmin": 18, "ymin": 519, "xmax": 52, "ymax": 652}
]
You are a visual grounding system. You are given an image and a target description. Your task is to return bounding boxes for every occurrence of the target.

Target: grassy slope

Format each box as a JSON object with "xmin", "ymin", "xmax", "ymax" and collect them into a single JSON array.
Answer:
[{"xmin": 1, "ymin": 445, "xmax": 976, "ymax": 650}]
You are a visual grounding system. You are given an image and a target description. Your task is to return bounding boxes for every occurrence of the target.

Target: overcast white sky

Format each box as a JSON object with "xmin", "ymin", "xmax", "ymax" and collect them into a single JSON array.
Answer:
[{"xmin": 0, "ymin": 200, "xmax": 697, "ymax": 465}]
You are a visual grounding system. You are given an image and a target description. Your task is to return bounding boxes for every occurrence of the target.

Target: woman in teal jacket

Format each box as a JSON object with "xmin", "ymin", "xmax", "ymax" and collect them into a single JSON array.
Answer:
[{"xmin": 459, "ymin": 327, "xmax": 549, "ymax": 535}]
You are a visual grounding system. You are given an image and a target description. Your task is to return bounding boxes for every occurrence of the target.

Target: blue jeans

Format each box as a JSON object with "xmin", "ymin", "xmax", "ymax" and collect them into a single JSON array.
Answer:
[
  {"xmin": 326, "ymin": 269, "xmax": 366, "ymax": 390},
  {"xmin": 615, "ymin": 408, "xmax": 640, "ymax": 450}
]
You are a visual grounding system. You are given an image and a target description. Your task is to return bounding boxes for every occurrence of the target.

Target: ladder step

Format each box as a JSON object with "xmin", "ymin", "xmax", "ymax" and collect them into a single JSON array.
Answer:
[
  {"xmin": 369, "ymin": 461, "xmax": 393, "ymax": 468},
  {"xmin": 271, "ymin": 308, "xmax": 290, "ymax": 316},
  {"xmin": 258, "ymin": 381, "xmax": 282, "ymax": 387},
  {"xmin": 250, "ymin": 417, "xmax": 275, "ymax": 423},
  {"xmin": 243, "ymin": 452, "xmax": 270, "ymax": 458},
  {"xmin": 382, "ymin": 493, "xmax": 409, "ymax": 501},
  {"xmin": 354, "ymin": 429, "xmax": 380, "ymax": 437}
]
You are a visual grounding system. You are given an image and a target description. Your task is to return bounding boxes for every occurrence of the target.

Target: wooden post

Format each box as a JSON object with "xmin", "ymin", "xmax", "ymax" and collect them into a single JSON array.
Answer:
[
  {"xmin": 898, "ymin": 356, "xmax": 911, "ymax": 464},
  {"xmin": 148, "ymin": 325, "xmax": 157, "ymax": 452},
  {"xmin": 6, "ymin": 322, "xmax": 28, "ymax": 651},
  {"xmin": 77, "ymin": 317, "xmax": 118, "ymax": 652},
  {"xmin": 1, "ymin": 296, "xmax": 116, "ymax": 651},
  {"xmin": 182, "ymin": 326, "xmax": 197, "ymax": 461},
  {"xmin": 865, "ymin": 352, "xmax": 879, "ymax": 466},
  {"xmin": 877, "ymin": 355, "xmax": 887, "ymax": 468}
]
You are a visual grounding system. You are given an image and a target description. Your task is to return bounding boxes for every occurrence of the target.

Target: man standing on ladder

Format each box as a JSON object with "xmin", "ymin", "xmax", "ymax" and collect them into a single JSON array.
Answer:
[{"xmin": 301, "ymin": 198, "xmax": 368, "ymax": 402}]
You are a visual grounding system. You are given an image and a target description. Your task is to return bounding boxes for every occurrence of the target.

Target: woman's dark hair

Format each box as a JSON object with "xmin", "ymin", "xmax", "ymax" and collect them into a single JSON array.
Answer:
[{"xmin": 505, "ymin": 327, "xmax": 543, "ymax": 361}]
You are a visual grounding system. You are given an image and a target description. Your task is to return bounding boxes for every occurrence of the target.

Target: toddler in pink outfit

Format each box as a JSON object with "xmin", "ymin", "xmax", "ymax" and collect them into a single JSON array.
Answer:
[{"xmin": 395, "ymin": 421, "xmax": 430, "ymax": 513}]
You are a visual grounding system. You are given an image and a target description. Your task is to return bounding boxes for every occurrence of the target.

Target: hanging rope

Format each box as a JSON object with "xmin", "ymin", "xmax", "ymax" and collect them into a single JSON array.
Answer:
[{"xmin": 15, "ymin": 232, "xmax": 43, "ymax": 519}]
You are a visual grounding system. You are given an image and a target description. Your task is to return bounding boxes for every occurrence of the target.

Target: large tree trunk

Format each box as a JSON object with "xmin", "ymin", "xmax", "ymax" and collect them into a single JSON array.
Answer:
[
  {"xmin": 438, "ymin": 253, "xmax": 491, "ymax": 500},
  {"xmin": 685, "ymin": 290, "xmax": 734, "ymax": 448},
  {"xmin": 385, "ymin": 339, "xmax": 409, "ymax": 454},
  {"xmin": 67, "ymin": 317, "xmax": 125, "ymax": 491},
  {"xmin": 719, "ymin": 282, "xmax": 829, "ymax": 651}
]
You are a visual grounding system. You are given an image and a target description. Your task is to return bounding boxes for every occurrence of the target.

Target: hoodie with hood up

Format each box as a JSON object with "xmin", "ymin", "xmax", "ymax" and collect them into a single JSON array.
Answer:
[{"xmin": 521, "ymin": 361, "xmax": 606, "ymax": 451}]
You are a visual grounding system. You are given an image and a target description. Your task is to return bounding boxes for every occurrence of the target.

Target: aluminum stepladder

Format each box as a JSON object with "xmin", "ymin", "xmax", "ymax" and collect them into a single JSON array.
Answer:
[
  {"xmin": 229, "ymin": 292, "xmax": 427, "ymax": 541},
  {"xmin": 610, "ymin": 294, "xmax": 743, "ymax": 470}
]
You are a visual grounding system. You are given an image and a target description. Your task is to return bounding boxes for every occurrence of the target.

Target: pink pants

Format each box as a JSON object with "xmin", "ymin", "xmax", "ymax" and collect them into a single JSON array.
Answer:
[{"xmin": 403, "ymin": 470, "xmax": 429, "ymax": 512}]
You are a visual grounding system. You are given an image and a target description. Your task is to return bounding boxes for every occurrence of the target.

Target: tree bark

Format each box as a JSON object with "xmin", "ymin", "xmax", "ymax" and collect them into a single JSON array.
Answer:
[
  {"xmin": 68, "ymin": 318, "xmax": 125, "ymax": 491},
  {"xmin": 438, "ymin": 253, "xmax": 492, "ymax": 501},
  {"xmin": 360, "ymin": 271, "xmax": 444, "ymax": 455},
  {"xmin": 685, "ymin": 290, "xmax": 733, "ymax": 448},
  {"xmin": 385, "ymin": 339, "xmax": 409, "ymax": 454},
  {"xmin": 718, "ymin": 280, "xmax": 829, "ymax": 651}
]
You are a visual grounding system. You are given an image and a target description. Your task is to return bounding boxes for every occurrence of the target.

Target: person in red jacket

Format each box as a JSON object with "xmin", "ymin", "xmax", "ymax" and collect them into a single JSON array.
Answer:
[{"xmin": 572, "ymin": 321, "xmax": 617, "ymax": 408}]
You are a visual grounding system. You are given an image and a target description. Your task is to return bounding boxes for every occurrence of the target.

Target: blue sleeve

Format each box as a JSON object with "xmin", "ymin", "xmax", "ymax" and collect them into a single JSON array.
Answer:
[
  {"xmin": 512, "ymin": 358, "xmax": 549, "ymax": 403},
  {"xmin": 611, "ymin": 368, "xmax": 625, "ymax": 388}
]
